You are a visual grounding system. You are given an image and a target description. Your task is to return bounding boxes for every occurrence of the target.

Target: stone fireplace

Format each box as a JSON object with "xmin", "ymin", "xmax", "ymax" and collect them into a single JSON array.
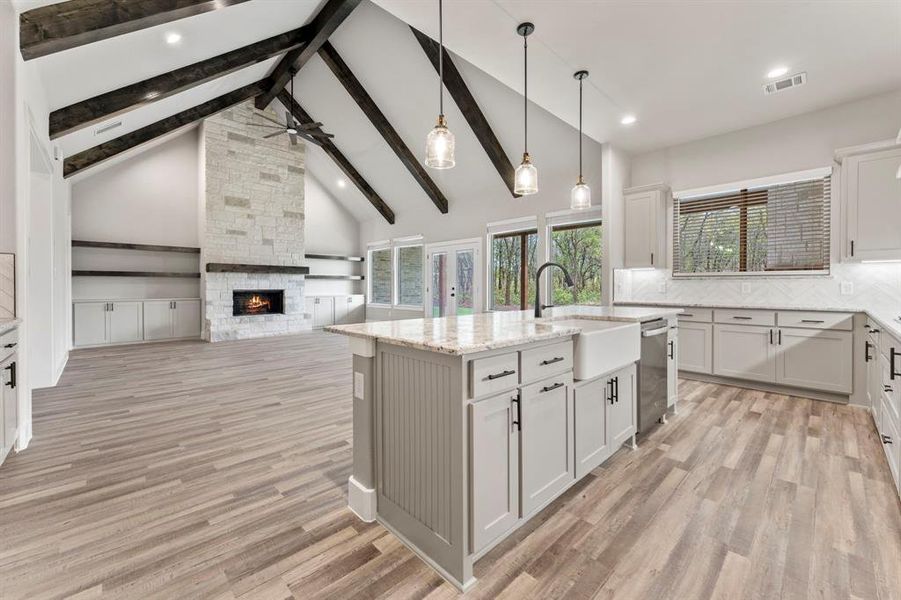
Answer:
[{"xmin": 200, "ymin": 101, "xmax": 312, "ymax": 341}]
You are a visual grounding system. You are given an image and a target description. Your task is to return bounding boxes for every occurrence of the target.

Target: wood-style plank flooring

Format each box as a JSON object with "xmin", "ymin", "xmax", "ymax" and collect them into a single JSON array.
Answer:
[{"xmin": 1, "ymin": 332, "xmax": 900, "ymax": 599}]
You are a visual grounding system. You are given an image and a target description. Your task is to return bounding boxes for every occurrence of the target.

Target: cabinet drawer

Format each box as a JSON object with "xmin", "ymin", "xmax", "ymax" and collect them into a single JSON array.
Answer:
[
  {"xmin": 0, "ymin": 328, "xmax": 18, "ymax": 362},
  {"xmin": 470, "ymin": 352, "xmax": 519, "ymax": 399},
  {"xmin": 520, "ymin": 341, "xmax": 573, "ymax": 385},
  {"xmin": 714, "ymin": 309, "xmax": 776, "ymax": 326},
  {"xmin": 678, "ymin": 308, "xmax": 712, "ymax": 323},
  {"xmin": 777, "ymin": 311, "xmax": 853, "ymax": 331}
]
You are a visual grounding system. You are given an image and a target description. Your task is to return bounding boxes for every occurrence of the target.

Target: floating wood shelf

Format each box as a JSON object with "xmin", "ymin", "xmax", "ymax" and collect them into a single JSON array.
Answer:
[
  {"xmin": 305, "ymin": 274, "xmax": 364, "ymax": 281},
  {"xmin": 206, "ymin": 263, "xmax": 311, "ymax": 274},
  {"xmin": 305, "ymin": 253, "xmax": 364, "ymax": 262},
  {"xmin": 72, "ymin": 270, "xmax": 201, "ymax": 278},
  {"xmin": 72, "ymin": 240, "xmax": 201, "ymax": 254}
]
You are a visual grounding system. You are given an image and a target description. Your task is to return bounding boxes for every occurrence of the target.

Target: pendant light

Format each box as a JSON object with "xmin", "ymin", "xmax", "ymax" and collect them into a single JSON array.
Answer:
[
  {"xmin": 570, "ymin": 70, "xmax": 591, "ymax": 209},
  {"xmin": 425, "ymin": 0, "xmax": 455, "ymax": 169},
  {"xmin": 513, "ymin": 22, "xmax": 538, "ymax": 195}
]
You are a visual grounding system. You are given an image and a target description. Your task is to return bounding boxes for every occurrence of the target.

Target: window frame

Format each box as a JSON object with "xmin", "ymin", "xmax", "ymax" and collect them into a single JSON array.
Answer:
[
  {"xmin": 488, "ymin": 227, "xmax": 539, "ymax": 312},
  {"xmin": 393, "ymin": 242, "xmax": 425, "ymax": 310},
  {"xmin": 366, "ymin": 242, "xmax": 393, "ymax": 307},
  {"xmin": 546, "ymin": 216, "xmax": 603, "ymax": 306}
]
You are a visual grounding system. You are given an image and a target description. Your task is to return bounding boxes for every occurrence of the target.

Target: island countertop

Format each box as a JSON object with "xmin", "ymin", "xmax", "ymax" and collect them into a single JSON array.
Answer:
[{"xmin": 325, "ymin": 305, "xmax": 682, "ymax": 355}]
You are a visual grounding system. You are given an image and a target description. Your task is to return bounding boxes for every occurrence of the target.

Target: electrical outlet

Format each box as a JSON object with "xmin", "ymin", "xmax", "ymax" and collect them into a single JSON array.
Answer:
[
  {"xmin": 741, "ymin": 282, "xmax": 751, "ymax": 295},
  {"xmin": 841, "ymin": 281, "xmax": 854, "ymax": 296}
]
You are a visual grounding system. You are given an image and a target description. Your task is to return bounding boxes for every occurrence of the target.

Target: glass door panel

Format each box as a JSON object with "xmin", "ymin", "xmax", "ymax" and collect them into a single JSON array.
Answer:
[
  {"xmin": 455, "ymin": 250, "xmax": 474, "ymax": 315},
  {"xmin": 431, "ymin": 252, "xmax": 448, "ymax": 317},
  {"xmin": 426, "ymin": 240, "xmax": 481, "ymax": 318}
]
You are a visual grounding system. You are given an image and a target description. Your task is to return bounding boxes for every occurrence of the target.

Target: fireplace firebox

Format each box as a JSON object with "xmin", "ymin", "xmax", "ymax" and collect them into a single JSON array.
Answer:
[{"xmin": 233, "ymin": 290, "xmax": 285, "ymax": 316}]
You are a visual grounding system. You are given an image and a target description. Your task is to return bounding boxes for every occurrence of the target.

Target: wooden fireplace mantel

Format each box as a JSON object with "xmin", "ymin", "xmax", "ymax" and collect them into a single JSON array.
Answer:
[{"xmin": 205, "ymin": 263, "xmax": 311, "ymax": 274}]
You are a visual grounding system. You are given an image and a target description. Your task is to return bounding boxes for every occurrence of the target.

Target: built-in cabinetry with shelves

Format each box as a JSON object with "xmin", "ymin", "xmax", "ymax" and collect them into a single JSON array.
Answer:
[
  {"xmin": 73, "ymin": 299, "xmax": 201, "ymax": 348},
  {"xmin": 0, "ymin": 326, "xmax": 18, "ymax": 467},
  {"xmin": 839, "ymin": 144, "xmax": 901, "ymax": 262},
  {"xmin": 305, "ymin": 295, "xmax": 364, "ymax": 328},
  {"xmin": 623, "ymin": 183, "xmax": 668, "ymax": 269}
]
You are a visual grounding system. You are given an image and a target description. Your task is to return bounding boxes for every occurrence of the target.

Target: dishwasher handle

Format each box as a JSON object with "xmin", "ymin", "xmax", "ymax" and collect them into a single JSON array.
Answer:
[{"xmin": 641, "ymin": 327, "xmax": 669, "ymax": 338}]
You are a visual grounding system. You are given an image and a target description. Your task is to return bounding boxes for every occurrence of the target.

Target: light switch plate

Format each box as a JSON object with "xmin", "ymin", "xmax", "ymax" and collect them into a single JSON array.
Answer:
[
  {"xmin": 741, "ymin": 282, "xmax": 751, "ymax": 295},
  {"xmin": 841, "ymin": 281, "xmax": 853, "ymax": 296}
]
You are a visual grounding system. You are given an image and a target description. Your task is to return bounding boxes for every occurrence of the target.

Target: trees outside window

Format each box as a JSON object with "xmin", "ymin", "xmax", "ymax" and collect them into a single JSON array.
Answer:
[
  {"xmin": 550, "ymin": 221, "xmax": 602, "ymax": 305},
  {"xmin": 369, "ymin": 248, "xmax": 392, "ymax": 304},
  {"xmin": 491, "ymin": 230, "xmax": 537, "ymax": 310}
]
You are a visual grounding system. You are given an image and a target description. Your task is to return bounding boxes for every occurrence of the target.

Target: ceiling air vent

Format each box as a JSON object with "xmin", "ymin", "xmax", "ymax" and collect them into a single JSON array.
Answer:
[
  {"xmin": 94, "ymin": 120, "xmax": 123, "ymax": 135},
  {"xmin": 763, "ymin": 72, "xmax": 807, "ymax": 95}
]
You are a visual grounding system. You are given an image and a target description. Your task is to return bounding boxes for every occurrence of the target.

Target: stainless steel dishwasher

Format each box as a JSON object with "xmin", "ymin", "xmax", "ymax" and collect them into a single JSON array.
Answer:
[{"xmin": 638, "ymin": 319, "xmax": 668, "ymax": 433}]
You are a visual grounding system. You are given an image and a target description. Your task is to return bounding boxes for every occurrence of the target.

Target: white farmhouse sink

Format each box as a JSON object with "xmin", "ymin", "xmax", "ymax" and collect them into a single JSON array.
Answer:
[{"xmin": 552, "ymin": 319, "xmax": 641, "ymax": 380}]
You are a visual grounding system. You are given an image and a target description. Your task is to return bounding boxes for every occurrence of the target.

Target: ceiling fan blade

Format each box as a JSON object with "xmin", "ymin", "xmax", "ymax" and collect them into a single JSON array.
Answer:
[
  {"xmin": 254, "ymin": 113, "xmax": 284, "ymax": 127},
  {"xmin": 308, "ymin": 130, "xmax": 335, "ymax": 139},
  {"xmin": 263, "ymin": 130, "xmax": 284, "ymax": 139},
  {"xmin": 296, "ymin": 122, "xmax": 324, "ymax": 130},
  {"xmin": 297, "ymin": 132, "xmax": 323, "ymax": 147},
  {"xmin": 285, "ymin": 110, "xmax": 295, "ymax": 129},
  {"xmin": 289, "ymin": 133, "xmax": 298, "ymax": 146},
  {"xmin": 246, "ymin": 123, "xmax": 283, "ymax": 129}
]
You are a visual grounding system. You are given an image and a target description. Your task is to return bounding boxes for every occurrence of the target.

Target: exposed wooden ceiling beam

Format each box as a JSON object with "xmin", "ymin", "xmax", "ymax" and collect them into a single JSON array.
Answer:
[
  {"xmin": 64, "ymin": 81, "xmax": 265, "ymax": 178},
  {"xmin": 50, "ymin": 26, "xmax": 311, "ymax": 139},
  {"xmin": 410, "ymin": 26, "xmax": 520, "ymax": 198},
  {"xmin": 318, "ymin": 42, "xmax": 448, "ymax": 215},
  {"xmin": 277, "ymin": 90, "xmax": 395, "ymax": 225},
  {"xmin": 20, "ymin": 0, "xmax": 250, "ymax": 60},
  {"xmin": 254, "ymin": 0, "xmax": 362, "ymax": 110}
]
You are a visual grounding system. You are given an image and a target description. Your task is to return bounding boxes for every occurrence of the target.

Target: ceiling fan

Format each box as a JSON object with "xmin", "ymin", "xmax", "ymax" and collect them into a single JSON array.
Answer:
[{"xmin": 247, "ymin": 71, "xmax": 333, "ymax": 147}]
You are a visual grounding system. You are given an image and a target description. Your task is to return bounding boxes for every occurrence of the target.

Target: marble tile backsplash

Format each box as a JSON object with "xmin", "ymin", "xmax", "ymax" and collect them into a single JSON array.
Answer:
[{"xmin": 615, "ymin": 262, "xmax": 901, "ymax": 315}]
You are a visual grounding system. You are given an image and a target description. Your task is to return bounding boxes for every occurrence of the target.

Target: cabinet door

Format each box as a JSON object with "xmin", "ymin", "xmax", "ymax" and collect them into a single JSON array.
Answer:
[
  {"xmin": 574, "ymin": 378, "xmax": 609, "ymax": 479},
  {"xmin": 624, "ymin": 192, "xmax": 656, "ymax": 268},
  {"xmin": 607, "ymin": 365, "xmax": 637, "ymax": 448},
  {"xmin": 312, "ymin": 297, "xmax": 335, "ymax": 328},
  {"xmin": 173, "ymin": 300, "xmax": 201, "ymax": 338},
  {"xmin": 678, "ymin": 322, "xmax": 712, "ymax": 374},
  {"xmin": 667, "ymin": 327, "xmax": 678, "ymax": 407},
  {"xmin": 73, "ymin": 302, "xmax": 108, "ymax": 347},
  {"xmin": 333, "ymin": 297, "xmax": 349, "ymax": 325},
  {"xmin": 776, "ymin": 328, "xmax": 852, "ymax": 394},
  {"xmin": 108, "ymin": 302, "xmax": 143, "ymax": 344},
  {"xmin": 713, "ymin": 324, "xmax": 776, "ymax": 383},
  {"xmin": 470, "ymin": 392, "xmax": 519, "ymax": 554},
  {"xmin": 2, "ymin": 360, "xmax": 16, "ymax": 452},
  {"xmin": 348, "ymin": 295, "xmax": 365, "ymax": 323},
  {"xmin": 143, "ymin": 300, "xmax": 173, "ymax": 340},
  {"xmin": 846, "ymin": 148, "xmax": 901, "ymax": 261},
  {"xmin": 520, "ymin": 374, "xmax": 574, "ymax": 516},
  {"xmin": 868, "ymin": 340, "xmax": 882, "ymax": 426}
]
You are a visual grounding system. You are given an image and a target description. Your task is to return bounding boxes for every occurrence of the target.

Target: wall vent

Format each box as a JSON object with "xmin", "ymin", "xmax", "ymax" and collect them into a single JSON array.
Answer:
[
  {"xmin": 94, "ymin": 120, "xmax": 123, "ymax": 135},
  {"xmin": 763, "ymin": 72, "xmax": 807, "ymax": 95}
]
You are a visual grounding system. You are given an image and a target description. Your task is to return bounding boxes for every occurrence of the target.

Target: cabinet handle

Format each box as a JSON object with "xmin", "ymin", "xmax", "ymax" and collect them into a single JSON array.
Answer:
[
  {"xmin": 891, "ymin": 348, "xmax": 900, "ymax": 381},
  {"xmin": 778, "ymin": 330, "xmax": 782, "ymax": 345},
  {"xmin": 668, "ymin": 340, "xmax": 674, "ymax": 359},
  {"xmin": 850, "ymin": 240, "xmax": 855, "ymax": 257},
  {"xmin": 732, "ymin": 316, "xmax": 753, "ymax": 320},
  {"xmin": 884, "ymin": 385, "xmax": 893, "ymax": 393},
  {"xmin": 865, "ymin": 341, "xmax": 872, "ymax": 362},
  {"xmin": 4, "ymin": 342, "xmax": 16, "ymax": 349},
  {"xmin": 487, "ymin": 369, "xmax": 516, "ymax": 381},
  {"xmin": 681, "ymin": 313, "xmax": 694, "ymax": 318},
  {"xmin": 650, "ymin": 252, "xmax": 654, "ymax": 266},
  {"xmin": 540, "ymin": 382, "xmax": 565, "ymax": 393},
  {"xmin": 614, "ymin": 376, "xmax": 619, "ymax": 403},
  {"xmin": 5, "ymin": 362, "xmax": 15, "ymax": 389},
  {"xmin": 540, "ymin": 356, "xmax": 565, "ymax": 366},
  {"xmin": 511, "ymin": 394, "xmax": 521, "ymax": 432},
  {"xmin": 769, "ymin": 329, "xmax": 774, "ymax": 345},
  {"xmin": 800, "ymin": 319, "xmax": 825, "ymax": 324},
  {"xmin": 607, "ymin": 379, "xmax": 615, "ymax": 405},
  {"xmin": 883, "ymin": 434, "xmax": 893, "ymax": 445}
]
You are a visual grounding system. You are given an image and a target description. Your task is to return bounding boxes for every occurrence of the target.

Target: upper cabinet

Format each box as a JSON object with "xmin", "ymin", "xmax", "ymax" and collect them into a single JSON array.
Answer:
[
  {"xmin": 624, "ymin": 184, "xmax": 668, "ymax": 268},
  {"xmin": 841, "ymin": 144, "xmax": 901, "ymax": 262}
]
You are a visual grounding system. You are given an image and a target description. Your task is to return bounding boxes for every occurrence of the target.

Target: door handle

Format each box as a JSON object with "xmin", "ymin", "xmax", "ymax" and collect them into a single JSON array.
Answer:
[
  {"xmin": 540, "ymin": 382, "xmax": 565, "ymax": 393},
  {"xmin": 540, "ymin": 356, "xmax": 565, "ymax": 366},
  {"xmin": 5, "ymin": 362, "xmax": 15, "ymax": 389},
  {"xmin": 487, "ymin": 369, "xmax": 516, "ymax": 381}
]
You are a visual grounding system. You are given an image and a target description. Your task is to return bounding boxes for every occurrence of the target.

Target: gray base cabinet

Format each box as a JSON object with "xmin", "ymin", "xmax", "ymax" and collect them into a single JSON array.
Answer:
[
  {"xmin": 678, "ymin": 322, "xmax": 712, "ymax": 374},
  {"xmin": 0, "ymin": 327, "xmax": 18, "ymax": 468},
  {"xmin": 74, "ymin": 299, "xmax": 200, "ymax": 348},
  {"xmin": 776, "ymin": 327, "xmax": 852, "ymax": 393},
  {"xmin": 573, "ymin": 363, "xmax": 637, "ymax": 479},
  {"xmin": 713, "ymin": 323, "xmax": 776, "ymax": 383},
  {"xmin": 867, "ymin": 319, "xmax": 901, "ymax": 499}
]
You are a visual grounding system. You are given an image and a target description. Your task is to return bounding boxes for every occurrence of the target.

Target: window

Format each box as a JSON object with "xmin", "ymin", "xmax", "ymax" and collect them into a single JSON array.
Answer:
[
  {"xmin": 673, "ymin": 175, "xmax": 830, "ymax": 275},
  {"xmin": 490, "ymin": 229, "xmax": 538, "ymax": 311},
  {"xmin": 369, "ymin": 247, "xmax": 392, "ymax": 304},
  {"xmin": 549, "ymin": 220, "xmax": 602, "ymax": 305},
  {"xmin": 396, "ymin": 245, "xmax": 424, "ymax": 306}
]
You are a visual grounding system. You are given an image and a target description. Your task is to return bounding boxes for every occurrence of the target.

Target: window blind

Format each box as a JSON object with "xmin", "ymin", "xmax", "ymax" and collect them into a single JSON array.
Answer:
[{"xmin": 673, "ymin": 175, "xmax": 830, "ymax": 275}]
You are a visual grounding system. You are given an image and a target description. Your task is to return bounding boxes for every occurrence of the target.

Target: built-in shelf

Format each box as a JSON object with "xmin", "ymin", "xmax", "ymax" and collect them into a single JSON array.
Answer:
[
  {"xmin": 306, "ymin": 274, "xmax": 365, "ymax": 281},
  {"xmin": 205, "ymin": 263, "xmax": 311, "ymax": 274},
  {"xmin": 72, "ymin": 270, "xmax": 201, "ymax": 278},
  {"xmin": 72, "ymin": 240, "xmax": 201, "ymax": 254},
  {"xmin": 305, "ymin": 253, "xmax": 364, "ymax": 262}
]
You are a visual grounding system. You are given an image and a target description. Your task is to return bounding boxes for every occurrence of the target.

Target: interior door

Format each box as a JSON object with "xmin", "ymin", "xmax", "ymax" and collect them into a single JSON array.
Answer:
[{"xmin": 426, "ymin": 240, "xmax": 481, "ymax": 318}]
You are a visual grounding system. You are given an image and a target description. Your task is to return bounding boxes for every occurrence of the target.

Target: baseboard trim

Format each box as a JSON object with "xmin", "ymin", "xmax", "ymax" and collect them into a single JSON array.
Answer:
[
  {"xmin": 680, "ymin": 372, "xmax": 849, "ymax": 404},
  {"xmin": 347, "ymin": 476, "xmax": 376, "ymax": 523}
]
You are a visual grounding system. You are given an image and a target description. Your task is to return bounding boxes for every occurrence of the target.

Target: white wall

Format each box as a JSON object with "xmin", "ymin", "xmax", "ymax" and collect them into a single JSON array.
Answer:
[
  {"xmin": 618, "ymin": 88, "xmax": 901, "ymax": 310},
  {"xmin": 303, "ymin": 175, "xmax": 363, "ymax": 297}
]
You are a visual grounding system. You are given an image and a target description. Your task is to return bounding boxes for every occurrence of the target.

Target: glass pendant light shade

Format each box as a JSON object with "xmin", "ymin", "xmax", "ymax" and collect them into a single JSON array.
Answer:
[
  {"xmin": 426, "ymin": 115, "xmax": 455, "ymax": 169},
  {"xmin": 571, "ymin": 178, "xmax": 591, "ymax": 210},
  {"xmin": 514, "ymin": 152, "xmax": 538, "ymax": 195}
]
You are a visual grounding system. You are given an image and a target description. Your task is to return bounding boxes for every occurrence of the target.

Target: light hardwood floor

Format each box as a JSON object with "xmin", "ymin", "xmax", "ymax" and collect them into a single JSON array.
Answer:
[{"xmin": 1, "ymin": 332, "xmax": 900, "ymax": 599}]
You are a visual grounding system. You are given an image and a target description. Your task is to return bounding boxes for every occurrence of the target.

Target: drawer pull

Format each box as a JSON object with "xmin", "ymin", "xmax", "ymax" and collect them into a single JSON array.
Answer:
[
  {"xmin": 800, "ymin": 319, "xmax": 825, "ymax": 324},
  {"xmin": 732, "ymin": 316, "xmax": 753, "ymax": 320},
  {"xmin": 5, "ymin": 362, "xmax": 15, "ymax": 389},
  {"xmin": 486, "ymin": 369, "xmax": 516, "ymax": 381},
  {"xmin": 3, "ymin": 342, "xmax": 16, "ymax": 349},
  {"xmin": 540, "ymin": 382, "xmax": 565, "ymax": 393},
  {"xmin": 882, "ymin": 434, "xmax": 893, "ymax": 445},
  {"xmin": 680, "ymin": 313, "xmax": 694, "ymax": 317},
  {"xmin": 540, "ymin": 356, "xmax": 565, "ymax": 366},
  {"xmin": 884, "ymin": 385, "xmax": 893, "ymax": 393}
]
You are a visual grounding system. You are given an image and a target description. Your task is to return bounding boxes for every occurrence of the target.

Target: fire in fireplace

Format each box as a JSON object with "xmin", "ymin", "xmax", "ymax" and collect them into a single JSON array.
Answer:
[{"xmin": 233, "ymin": 290, "xmax": 285, "ymax": 316}]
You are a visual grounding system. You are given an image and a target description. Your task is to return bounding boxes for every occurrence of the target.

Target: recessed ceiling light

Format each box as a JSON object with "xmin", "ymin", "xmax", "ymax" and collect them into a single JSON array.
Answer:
[
  {"xmin": 165, "ymin": 32, "xmax": 182, "ymax": 45},
  {"xmin": 620, "ymin": 114, "xmax": 637, "ymax": 126},
  {"xmin": 767, "ymin": 65, "xmax": 789, "ymax": 79},
  {"xmin": 337, "ymin": 179, "xmax": 347, "ymax": 188}
]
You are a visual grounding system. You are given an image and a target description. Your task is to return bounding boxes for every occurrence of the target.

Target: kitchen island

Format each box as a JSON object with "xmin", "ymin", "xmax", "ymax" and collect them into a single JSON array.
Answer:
[{"xmin": 326, "ymin": 305, "xmax": 681, "ymax": 590}]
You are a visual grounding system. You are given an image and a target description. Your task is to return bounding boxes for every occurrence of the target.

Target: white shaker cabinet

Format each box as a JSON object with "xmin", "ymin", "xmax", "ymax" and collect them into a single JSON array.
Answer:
[
  {"xmin": 678, "ymin": 322, "xmax": 713, "ymax": 374},
  {"xmin": 73, "ymin": 302, "xmax": 109, "ymax": 347},
  {"xmin": 776, "ymin": 327, "xmax": 853, "ymax": 394},
  {"xmin": 624, "ymin": 184, "xmax": 667, "ymax": 269},
  {"xmin": 713, "ymin": 324, "xmax": 776, "ymax": 383},
  {"xmin": 0, "ymin": 355, "xmax": 17, "ymax": 465},
  {"xmin": 143, "ymin": 300, "xmax": 174, "ymax": 341},
  {"xmin": 75, "ymin": 299, "xmax": 200, "ymax": 347},
  {"xmin": 469, "ymin": 392, "xmax": 520, "ymax": 554},
  {"xmin": 843, "ymin": 146, "xmax": 901, "ymax": 262},
  {"xmin": 307, "ymin": 295, "xmax": 365, "ymax": 328},
  {"xmin": 312, "ymin": 297, "xmax": 335, "ymax": 328},
  {"xmin": 173, "ymin": 300, "xmax": 201, "ymax": 338},
  {"xmin": 667, "ymin": 325, "xmax": 678, "ymax": 408},
  {"xmin": 606, "ymin": 364, "xmax": 637, "ymax": 448},
  {"xmin": 108, "ymin": 302, "xmax": 144, "ymax": 344}
]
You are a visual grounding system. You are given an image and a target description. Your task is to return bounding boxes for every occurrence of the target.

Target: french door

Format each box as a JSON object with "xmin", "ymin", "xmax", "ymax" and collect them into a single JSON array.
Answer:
[{"xmin": 425, "ymin": 239, "xmax": 482, "ymax": 317}]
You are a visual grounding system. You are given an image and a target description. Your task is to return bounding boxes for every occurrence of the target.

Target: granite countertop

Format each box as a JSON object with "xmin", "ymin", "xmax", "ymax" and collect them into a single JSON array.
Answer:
[
  {"xmin": 0, "ymin": 318, "xmax": 21, "ymax": 336},
  {"xmin": 325, "ymin": 305, "xmax": 682, "ymax": 355},
  {"xmin": 616, "ymin": 300, "xmax": 901, "ymax": 340}
]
